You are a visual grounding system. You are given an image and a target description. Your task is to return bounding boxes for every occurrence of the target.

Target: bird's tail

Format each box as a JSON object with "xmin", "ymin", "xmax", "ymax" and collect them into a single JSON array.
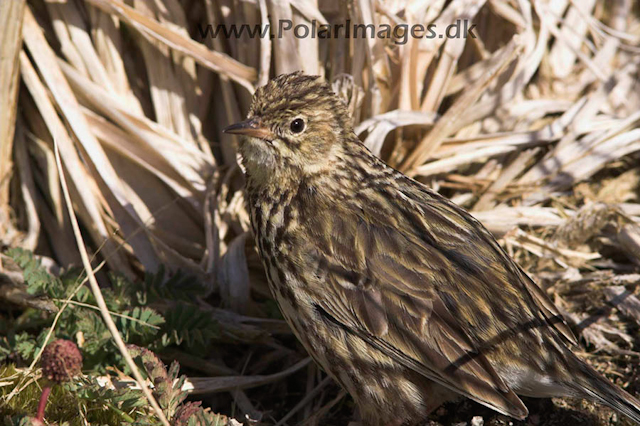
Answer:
[{"xmin": 566, "ymin": 352, "xmax": 640, "ymax": 424}]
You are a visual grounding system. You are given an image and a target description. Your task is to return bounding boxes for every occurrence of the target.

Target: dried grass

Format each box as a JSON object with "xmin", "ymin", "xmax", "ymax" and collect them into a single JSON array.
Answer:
[{"xmin": 2, "ymin": 0, "xmax": 640, "ymax": 424}]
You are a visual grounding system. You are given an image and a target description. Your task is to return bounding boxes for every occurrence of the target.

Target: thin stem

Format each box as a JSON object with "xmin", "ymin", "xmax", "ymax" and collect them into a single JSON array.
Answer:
[
  {"xmin": 53, "ymin": 136, "xmax": 170, "ymax": 425},
  {"xmin": 36, "ymin": 386, "xmax": 52, "ymax": 421}
]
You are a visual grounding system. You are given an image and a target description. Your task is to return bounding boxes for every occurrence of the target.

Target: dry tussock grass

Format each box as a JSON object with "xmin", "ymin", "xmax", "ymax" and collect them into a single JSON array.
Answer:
[{"xmin": 1, "ymin": 0, "xmax": 640, "ymax": 424}]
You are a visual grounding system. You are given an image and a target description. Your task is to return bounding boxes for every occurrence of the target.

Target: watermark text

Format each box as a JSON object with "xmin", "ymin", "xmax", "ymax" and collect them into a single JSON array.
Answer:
[{"xmin": 196, "ymin": 19, "xmax": 477, "ymax": 45}]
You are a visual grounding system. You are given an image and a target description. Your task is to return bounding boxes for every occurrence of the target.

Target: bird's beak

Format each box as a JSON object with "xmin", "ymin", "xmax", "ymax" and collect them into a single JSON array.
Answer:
[{"xmin": 223, "ymin": 118, "xmax": 273, "ymax": 140}]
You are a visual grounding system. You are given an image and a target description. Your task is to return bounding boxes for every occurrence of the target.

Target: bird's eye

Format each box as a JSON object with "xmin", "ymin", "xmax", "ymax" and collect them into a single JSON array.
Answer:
[{"xmin": 290, "ymin": 118, "xmax": 305, "ymax": 133}]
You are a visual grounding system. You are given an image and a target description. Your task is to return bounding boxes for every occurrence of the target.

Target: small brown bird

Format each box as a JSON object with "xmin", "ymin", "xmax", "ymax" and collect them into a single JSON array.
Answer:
[{"xmin": 224, "ymin": 72, "xmax": 640, "ymax": 426}]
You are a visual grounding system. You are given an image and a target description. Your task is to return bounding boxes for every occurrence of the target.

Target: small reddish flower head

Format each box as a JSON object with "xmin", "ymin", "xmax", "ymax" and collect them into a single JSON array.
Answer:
[{"xmin": 40, "ymin": 339, "xmax": 83, "ymax": 383}]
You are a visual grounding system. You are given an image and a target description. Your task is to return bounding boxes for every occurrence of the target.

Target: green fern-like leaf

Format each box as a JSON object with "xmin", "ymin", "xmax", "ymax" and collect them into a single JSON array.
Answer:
[
  {"xmin": 116, "ymin": 307, "xmax": 164, "ymax": 344},
  {"xmin": 73, "ymin": 376, "xmax": 148, "ymax": 410},
  {"xmin": 0, "ymin": 332, "xmax": 37, "ymax": 363},
  {"xmin": 160, "ymin": 303, "xmax": 219, "ymax": 353},
  {"xmin": 138, "ymin": 266, "xmax": 207, "ymax": 304},
  {"xmin": 68, "ymin": 375, "xmax": 151, "ymax": 423},
  {"xmin": 6, "ymin": 248, "xmax": 61, "ymax": 297},
  {"xmin": 77, "ymin": 311, "xmax": 112, "ymax": 355}
]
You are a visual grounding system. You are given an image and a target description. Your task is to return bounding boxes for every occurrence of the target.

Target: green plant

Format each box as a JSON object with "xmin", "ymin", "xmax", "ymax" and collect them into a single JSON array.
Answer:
[
  {"xmin": 0, "ymin": 249, "xmax": 236, "ymax": 425},
  {"xmin": 0, "ymin": 249, "xmax": 218, "ymax": 373}
]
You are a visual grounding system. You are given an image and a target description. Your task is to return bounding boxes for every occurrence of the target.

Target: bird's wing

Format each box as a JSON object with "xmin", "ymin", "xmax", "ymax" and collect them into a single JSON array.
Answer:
[
  {"xmin": 300, "ymin": 182, "xmax": 574, "ymax": 419},
  {"xmin": 404, "ymin": 184, "xmax": 576, "ymax": 347}
]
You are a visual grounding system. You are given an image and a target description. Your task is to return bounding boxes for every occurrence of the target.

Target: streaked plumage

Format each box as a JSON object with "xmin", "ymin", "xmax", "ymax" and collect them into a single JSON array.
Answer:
[{"xmin": 224, "ymin": 72, "xmax": 640, "ymax": 426}]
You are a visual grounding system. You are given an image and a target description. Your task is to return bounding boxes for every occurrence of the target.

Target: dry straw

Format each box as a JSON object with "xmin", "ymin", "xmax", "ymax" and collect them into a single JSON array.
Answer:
[{"xmin": 1, "ymin": 0, "xmax": 640, "ymax": 424}]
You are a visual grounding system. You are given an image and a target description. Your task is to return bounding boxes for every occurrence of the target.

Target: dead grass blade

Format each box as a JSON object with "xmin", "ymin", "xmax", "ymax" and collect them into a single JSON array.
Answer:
[
  {"xmin": 0, "ymin": 0, "xmax": 26, "ymax": 229},
  {"xmin": 85, "ymin": 0, "xmax": 256, "ymax": 91},
  {"xmin": 53, "ymin": 138, "xmax": 170, "ymax": 426}
]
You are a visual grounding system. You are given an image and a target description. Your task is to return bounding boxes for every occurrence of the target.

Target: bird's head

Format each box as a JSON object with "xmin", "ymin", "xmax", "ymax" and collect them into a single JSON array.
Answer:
[{"xmin": 224, "ymin": 72, "xmax": 356, "ymax": 182}]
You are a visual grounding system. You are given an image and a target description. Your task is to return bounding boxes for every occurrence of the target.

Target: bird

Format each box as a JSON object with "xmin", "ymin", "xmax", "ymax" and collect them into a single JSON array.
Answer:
[{"xmin": 223, "ymin": 71, "xmax": 640, "ymax": 426}]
